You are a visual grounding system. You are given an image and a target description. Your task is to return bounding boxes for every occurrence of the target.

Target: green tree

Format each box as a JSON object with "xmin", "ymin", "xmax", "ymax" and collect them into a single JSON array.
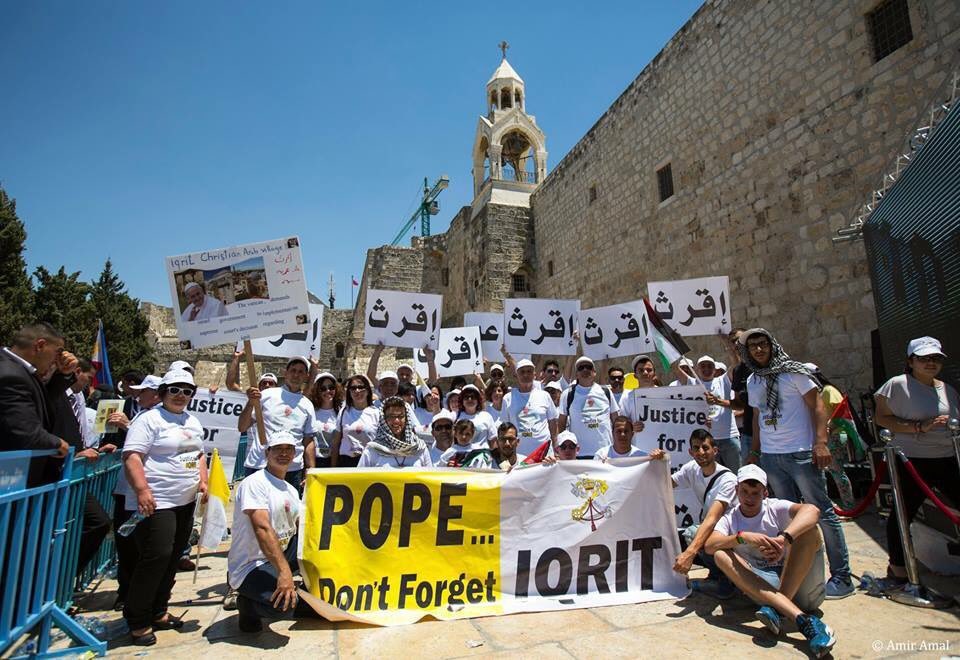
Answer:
[
  {"xmin": 0, "ymin": 186, "xmax": 35, "ymax": 343},
  {"xmin": 32, "ymin": 266, "xmax": 96, "ymax": 353},
  {"xmin": 90, "ymin": 259, "xmax": 154, "ymax": 380}
]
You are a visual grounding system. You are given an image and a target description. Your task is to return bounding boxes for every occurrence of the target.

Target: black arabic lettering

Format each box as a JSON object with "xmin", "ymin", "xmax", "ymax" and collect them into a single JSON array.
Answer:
[
  {"xmin": 480, "ymin": 325, "xmax": 499, "ymax": 342},
  {"xmin": 531, "ymin": 310, "xmax": 566, "ymax": 345},
  {"xmin": 654, "ymin": 291, "xmax": 674, "ymax": 319},
  {"xmin": 584, "ymin": 317, "xmax": 604, "ymax": 345},
  {"xmin": 368, "ymin": 298, "xmax": 389, "ymax": 329},
  {"xmin": 507, "ymin": 307, "xmax": 527, "ymax": 336},
  {"xmin": 609, "ymin": 312, "xmax": 640, "ymax": 348}
]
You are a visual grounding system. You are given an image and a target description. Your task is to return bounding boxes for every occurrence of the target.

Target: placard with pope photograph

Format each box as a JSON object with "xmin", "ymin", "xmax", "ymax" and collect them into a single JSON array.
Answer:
[{"xmin": 166, "ymin": 237, "xmax": 310, "ymax": 350}]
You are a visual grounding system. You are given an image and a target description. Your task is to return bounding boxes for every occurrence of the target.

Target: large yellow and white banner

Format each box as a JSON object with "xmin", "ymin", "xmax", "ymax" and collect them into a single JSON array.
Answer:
[{"xmin": 298, "ymin": 458, "xmax": 688, "ymax": 626}]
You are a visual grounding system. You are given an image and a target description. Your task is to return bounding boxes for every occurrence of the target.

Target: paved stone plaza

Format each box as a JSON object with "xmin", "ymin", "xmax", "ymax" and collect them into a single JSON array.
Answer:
[{"xmin": 65, "ymin": 511, "xmax": 960, "ymax": 659}]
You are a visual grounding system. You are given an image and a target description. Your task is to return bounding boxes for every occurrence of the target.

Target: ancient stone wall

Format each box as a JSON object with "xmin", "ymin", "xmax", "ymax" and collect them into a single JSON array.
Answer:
[{"xmin": 530, "ymin": 0, "xmax": 960, "ymax": 390}]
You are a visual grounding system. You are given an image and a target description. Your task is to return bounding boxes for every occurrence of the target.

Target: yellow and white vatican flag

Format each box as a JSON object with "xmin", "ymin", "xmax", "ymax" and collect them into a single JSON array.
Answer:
[{"xmin": 199, "ymin": 448, "xmax": 231, "ymax": 550}]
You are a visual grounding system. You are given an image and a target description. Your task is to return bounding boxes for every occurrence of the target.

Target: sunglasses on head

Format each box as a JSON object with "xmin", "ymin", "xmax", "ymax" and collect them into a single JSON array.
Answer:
[{"xmin": 166, "ymin": 386, "xmax": 195, "ymax": 397}]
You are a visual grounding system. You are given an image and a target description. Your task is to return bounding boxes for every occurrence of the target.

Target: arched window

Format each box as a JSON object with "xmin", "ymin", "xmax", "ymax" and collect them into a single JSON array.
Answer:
[
  {"xmin": 514, "ymin": 89, "xmax": 522, "ymax": 108},
  {"xmin": 500, "ymin": 88, "xmax": 512, "ymax": 109}
]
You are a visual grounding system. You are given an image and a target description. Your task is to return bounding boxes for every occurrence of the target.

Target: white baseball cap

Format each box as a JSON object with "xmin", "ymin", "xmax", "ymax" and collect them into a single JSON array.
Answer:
[
  {"xmin": 312, "ymin": 371, "xmax": 336, "ymax": 383},
  {"xmin": 259, "ymin": 372, "xmax": 278, "ymax": 384},
  {"xmin": 557, "ymin": 430, "xmax": 579, "ymax": 447},
  {"xmin": 737, "ymin": 464, "xmax": 768, "ymax": 487},
  {"xmin": 396, "ymin": 363, "xmax": 414, "ymax": 374},
  {"xmin": 287, "ymin": 356, "xmax": 310, "ymax": 370},
  {"xmin": 490, "ymin": 364, "xmax": 504, "ymax": 374},
  {"xmin": 161, "ymin": 369, "xmax": 195, "ymax": 387},
  {"xmin": 714, "ymin": 361, "xmax": 727, "ymax": 373},
  {"xmin": 378, "ymin": 370, "xmax": 399, "ymax": 383},
  {"xmin": 907, "ymin": 336, "xmax": 946, "ymax": 358},
  {"xmin": 431, "ymin": 410, "xmax": 456, "ymax": 426},
  {"xmin": 461, "ymin": 384, "xmax": 481, "ymax": 396},
  {"xmin": 128, "ymin": 375, "xmax": 162, "ymax": 391},
  {"xmin": 575, "ymin": 356, "xmax": 595, "ymax": 368},
  {"xmin": 696, "ymin": 355, "xmax": 716, "ymax": 365},
  {"xmin": 678, "ymin": 357, "xmax": 695, "ymax": 368},
  {"xmin": 631, "ymin": 354, "xmax": 651, "ymax": 370},
  {"xmin": 267, "ymin": 430, "xmax": 298, "ymax": 448},
  {"xmin": 515, "ymin": 358, "xmax": 535, "ymax": 371},
  {"xmin": 169, "ymin": 360, "xmax": 193, "ymax": 374},
  {"xmin": 544, "ymin": 381, "xmax": 563, "ymax": 392}
]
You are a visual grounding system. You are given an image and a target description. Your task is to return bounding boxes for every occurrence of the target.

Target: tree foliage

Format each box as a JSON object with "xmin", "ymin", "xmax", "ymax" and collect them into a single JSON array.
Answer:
[
  {"xmin": 0, "ymin": 188, "xmax": 35, "ymax": 344},
  {"xmin": 32, "ymin": 266, "xmax": 96, "ymax": 353},
  {"xmin": 90, "ymin": 259, "xmax": 155, "ymax": 378}
]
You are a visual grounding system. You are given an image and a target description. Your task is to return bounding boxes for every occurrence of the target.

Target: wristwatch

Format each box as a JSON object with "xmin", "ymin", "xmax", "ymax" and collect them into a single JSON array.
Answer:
[{"xmin": 779, "ymin": 530, "xmax": 794, "ymax": 544}]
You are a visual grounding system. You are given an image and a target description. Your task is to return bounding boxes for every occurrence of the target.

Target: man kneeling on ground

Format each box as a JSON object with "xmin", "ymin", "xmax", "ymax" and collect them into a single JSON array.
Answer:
[
  {"xmin": 705, "ymin": 465, "xmax": 836, "ymax": 658},
  {"xmin": 227, "ymin": 431, "xmax": 314, "ymax": 632}
]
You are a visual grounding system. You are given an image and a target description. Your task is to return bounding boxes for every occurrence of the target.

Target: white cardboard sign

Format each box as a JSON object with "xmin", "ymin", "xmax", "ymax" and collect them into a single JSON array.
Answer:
[
  {"xmin": 578, "ymin": 300, "xmax": 652, "ymax": 361},
  {"xmin": 647, "ymin": 276, "xmax": 731, "ymax": 337},
  {"xmin": 435, "ymin": 326, "xmax": 484, "ymax": 377},
  {"xmin": 463, "ymin": 312, "xmax": 503, "ymax": 362},
  {"xmin": 363, "ymin": 289, "xmax": 442, "ymax": 350},
  {"xmin": 502, "ymin": 298, "xmax": 580, "ymax": 356},
  {"xmin": 242, "ymin": 303, "xmax": 324, "ymax": 360}
]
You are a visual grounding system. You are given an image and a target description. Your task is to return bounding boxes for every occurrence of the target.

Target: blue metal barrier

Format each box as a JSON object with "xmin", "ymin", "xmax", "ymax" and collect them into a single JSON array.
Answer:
[
  {"xmin": 57, "ymin": 452, "xmax": 122, "ymax": 609},
  {"xmin": 0, "ymin": 449, "xmax": 106, "ymax": 657},
  {"xmin": 233, "ymin": 433, "xmax": 249, "ymax": 482}
]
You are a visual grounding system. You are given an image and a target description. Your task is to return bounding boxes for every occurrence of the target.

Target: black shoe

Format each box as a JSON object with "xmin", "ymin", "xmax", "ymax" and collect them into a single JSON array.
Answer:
[
  {"xmin": 236, "ymin": 596, "xmax": 263, "ymax": 633},
  {"xmin": 113, "ymin": 597, "xmax": 125, "ymax": 612}
]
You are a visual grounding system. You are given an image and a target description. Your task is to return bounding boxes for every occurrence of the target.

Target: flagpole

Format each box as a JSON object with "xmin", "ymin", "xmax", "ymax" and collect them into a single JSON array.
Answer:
[{"xmin": 193, "ymin": 491, "xmax": 204, "ymax": 584}]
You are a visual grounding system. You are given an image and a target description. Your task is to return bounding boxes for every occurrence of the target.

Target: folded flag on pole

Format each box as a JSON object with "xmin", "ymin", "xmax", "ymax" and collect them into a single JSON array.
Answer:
[
  {"xmin": 90, "ymin": 319, "xmax": 114, "ymax": 389},
  {"xmin": 829, "ymin": 395, "xmax": 867, "ymax": 456},
  {"xmin": 199, "ymin": 448, "xmax": 231, "ymax": 549},
  {"xmin": 642, "ymin": 298, "xmax": 691, "ymax": 372}
]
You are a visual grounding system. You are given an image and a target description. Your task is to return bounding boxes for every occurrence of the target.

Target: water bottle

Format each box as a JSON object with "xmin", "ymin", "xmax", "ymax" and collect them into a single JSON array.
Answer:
[{"xmin": 116, "ymin": 512, "xmax": 146, "ymax": 537}]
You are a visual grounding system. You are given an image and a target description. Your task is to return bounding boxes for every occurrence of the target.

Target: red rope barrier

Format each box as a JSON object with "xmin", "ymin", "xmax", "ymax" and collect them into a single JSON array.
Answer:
[
  {"xmin": 833, "ymin": 461, "xmax": 886, "ymax": 518},
  {"xmin": 898, "ymin": 455, "xmax": 960, "ymax": 526}
]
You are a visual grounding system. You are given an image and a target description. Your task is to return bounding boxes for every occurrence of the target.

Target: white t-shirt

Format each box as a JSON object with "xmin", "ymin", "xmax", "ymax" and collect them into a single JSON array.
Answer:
[
  {"xmin": 875, "ymin": 374, "xmax": 960, "ymax": 458},
  {"xmin": 122, "ymin": 407, "xmax": 204, "ymax": 511},
  {"xmin": 715, "ymin": 498, "xmax": 795, "ymax": 569},
  {"xmin": 336, "ymin": 406, "xmax": 380, "ymax": 456},
  {"xmin": 672, "ymin": 460, "xmax": 739, "ymax": 519},
  {"xmin": 243, "ymin": 425, "xmax": 265, "ymax": 469},
  {"xmin": 593, "ymin": 444, "xmax": 648, "ymax": 461},
  {"xmin": 747, "ymin": 373, "xmax": 817, "ymax": 454},
  {"xmin": 487, "ymin": 405, "xmax": 505, "ymax": 427},
  {"xmin": 412, "ymin": 407, "xmax": 436, "ymax": 446},
  {"xmin": 560, "ymin": 383, "xmax": 619, "ymax": 457},
  {"xmin": 707, "ymin": 376, "xmax": 740, "ymax": 441},
  {"xmin": 456, "ymin": 410, "xmax": 498, "ymax": 448},
  {"xmin": 533, "ymin": 376, "xmax": 569, "ymax": 392},
  {"xmin": 314, "ymin": 407, "xmax": 339, "ymax": 458},
  {"xmin": 611, "ymin": 389, "xmax": 628, "ymax": 407},
  {"xmin": 619, "ymin": 386, "xmax": 659, "ymax": 421},
  {"xmin": 248, "ymin": 387, "xmax": 317, "ymax": 471},
  {"xmin": 227, "ymin": 469, "xmax": 301, "ymax": 590},
  {"xmin": 180, "ymin": 294, "xmax": 227, "ymax": 322},
  {"xmin": 429, "ymin": 444, "xmax": 452, "ymax": 465},
  {"xmin": 502, "ymin": 388, "xmax": 559, "ymax": 456},
  {"xmin": 357, "ymin": 445, "xmax": 433, "ymax": 468}
]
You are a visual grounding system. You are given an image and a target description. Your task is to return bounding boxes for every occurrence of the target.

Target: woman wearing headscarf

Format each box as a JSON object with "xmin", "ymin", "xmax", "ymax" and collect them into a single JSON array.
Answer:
[
  {"xmin": 357, "ymin": 397, "xmax": 433, "ymax": 468},
  {"xmin": 874, "ymin": 336, "xmax": 959, "ymax": 585},
  {"xmin": 121, "ymin": 369, "xmax": 207, "ymax": 645}
]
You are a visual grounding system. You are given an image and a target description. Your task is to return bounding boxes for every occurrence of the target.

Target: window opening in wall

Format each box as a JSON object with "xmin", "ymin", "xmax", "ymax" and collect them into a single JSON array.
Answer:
[
  {"xmin": 512, "ymin": 273, "xmax": 527, "ymax": 293},
  {"xmin": 442, "ymin": 268, "xmax": 449, "ymax": 287},
  {"xmin": 335, "ymin": 342, "xmax": 344, "ymax": 358},
  {"xmin": 867, "ymin": 0, "xmax": 913, "ymax": 63},
  {"xmin": 656, "ymin": 163, "xmax": 674, "ymax": 202},
  {"xmin": 588, "ymin": 184, "xmax": 597, "ymax": 203},
  {"xmin": 548, "ymin": 260, "xmax": 554, "ymax": 277}
]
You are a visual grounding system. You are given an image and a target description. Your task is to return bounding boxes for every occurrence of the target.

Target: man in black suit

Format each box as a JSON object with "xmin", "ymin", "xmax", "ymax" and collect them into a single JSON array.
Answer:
[{"xmin": 0, "ymin": 322, "xmax": 73, "ymax": 459}]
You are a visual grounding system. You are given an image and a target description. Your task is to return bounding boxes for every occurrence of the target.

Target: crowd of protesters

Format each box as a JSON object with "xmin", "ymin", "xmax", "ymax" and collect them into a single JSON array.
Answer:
[{"xmin": 2, "ymin": 319, "xmax": 957, "ymax": 658}]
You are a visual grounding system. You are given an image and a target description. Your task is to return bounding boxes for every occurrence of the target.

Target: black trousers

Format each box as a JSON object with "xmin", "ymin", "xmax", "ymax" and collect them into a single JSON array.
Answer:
[
  {"xmin": 887, "ymin": 456, "xmax": 960, "ymax": 567},
  {"xmin": 123, "ymin": 502, "xmax": 194, "ymax": 629},
  {"xmin": 77, "ymin": 494, "xmax": 111, "ymax": 576},
  {"xmin": 237, "ymin": 533, "xmax": 315, "ymax": 620},
  {"xmin": 113, "ymin": 495, "xmax": 138, "ymax": 601}
]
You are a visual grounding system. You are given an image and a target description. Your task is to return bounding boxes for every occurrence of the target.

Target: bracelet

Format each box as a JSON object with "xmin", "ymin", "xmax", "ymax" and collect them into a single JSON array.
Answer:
[
  {"xmin": 735, "ymin": 531, "xmax": 746, "ymax": 545},
  {"xmin": 779, "ymin": 530, "xmax": 794, "ymax": 544},
  {"xmin": 749, "ymin": 449, "xmax": 761, "ymax": 458}
]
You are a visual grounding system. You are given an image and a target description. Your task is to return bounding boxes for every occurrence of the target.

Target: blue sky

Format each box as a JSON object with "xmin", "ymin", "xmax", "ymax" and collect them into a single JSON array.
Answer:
[{"xmin": 1, "ymin": 1, "xmax": 701, "ymax": 309}]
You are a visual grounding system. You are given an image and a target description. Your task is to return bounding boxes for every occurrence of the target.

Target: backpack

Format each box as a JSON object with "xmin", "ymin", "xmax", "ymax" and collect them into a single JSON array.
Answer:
[{"xmin": 565, "ymin": 384, "xmax": 613, "ymax": 413}]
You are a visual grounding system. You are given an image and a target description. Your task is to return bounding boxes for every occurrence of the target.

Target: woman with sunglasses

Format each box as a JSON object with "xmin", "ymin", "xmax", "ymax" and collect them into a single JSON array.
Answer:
[
  {"xmin": 330, "ymin": 375, "xmax": 379, "ymax": 467},
  {"xmin": 874, "ymin": 336, "xmax": 959, "ymax": 586},
  {"xmin": 121, "ymin": 369, "xmax": 208, "ymax": 646},
  {"xmin": 456, "ymin": 384, "xmax": 498, "ymax": 449},
  {"xmin": 484, "ymin": 379, "xmax": 507, "ymax": 426},
  {"xmin": 309, "ymin": 372, "xmax": 343, "ymax": 468}
]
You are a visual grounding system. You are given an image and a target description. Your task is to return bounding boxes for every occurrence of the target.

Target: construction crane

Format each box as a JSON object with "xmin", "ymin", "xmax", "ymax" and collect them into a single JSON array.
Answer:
[{"xmin": 390, "ymin": 175, "xmax": 449, "ymax": 246}]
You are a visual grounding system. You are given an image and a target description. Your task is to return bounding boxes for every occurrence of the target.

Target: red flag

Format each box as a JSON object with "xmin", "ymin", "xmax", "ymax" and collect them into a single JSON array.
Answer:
[{"xmin": 522, "ymin": 439, "xmax": 551, "ymax": 464}]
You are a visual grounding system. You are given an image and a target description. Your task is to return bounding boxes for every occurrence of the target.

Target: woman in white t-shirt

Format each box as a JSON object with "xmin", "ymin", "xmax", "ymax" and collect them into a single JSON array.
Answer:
[
  {"xmin": 457, "ymin": 385, "xmax": 498, "ymax": 449},
  {"xmin": 874, "ymin": 336, "xmax": 960, "ymax": 585},
  {"xmin": 357, "ymin": 397, "xmax": 432, "ymax": 468},
  {"xmin": 121, "ymin": 369, "xmax": 208, "ymax": 646},
  {"xmin": 309, "ymin": 372, "xmax": 342, "ymax": 468},
  {"xmin": 330, "ymin": 375, "xmax": 380, "ymax": 467},
  {"xmin": 485, "ymin": 379, "xmax": 507, "ymax": 426}
]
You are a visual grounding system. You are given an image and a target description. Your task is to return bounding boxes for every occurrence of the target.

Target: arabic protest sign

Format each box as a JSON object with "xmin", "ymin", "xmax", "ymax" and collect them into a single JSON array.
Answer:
[
  {"xmin": 629, "ymin": 390, "xmax": 709, "ymax": 527},
  {"xmin": 435, "ymin": 326, "xmax": 484, "ymax": 377},
  {"xmin": 364, "ymin": 289, "xmax": 442, "ymax": 350},
  {"xmin": 186, "ymin": 387, "xmax": 249, "ymax": 478},
  {"xmin": 647, "ymin": 276, "xmax": 731, "ymax": 337},
  {"xmin": 578, "ymin": 300, "xmax": 652, "ymax": 361},
  {"xmin": 502, "ymin": 298, "xmax": 580, "ymax": 356},
  {"xmin": 166, "ymin": 237, "xmax": 311, "ymax": 350},
  {"xmin": 463, "ymin": 312, "xmax": 503, "ymax": 362},
  {"xmin": 241, "ymin": 303, "xmax": 324, "ymax": 360},
  {"xmin": 298, "ymin": 459, "xmax": 686, "ymax": 626}
]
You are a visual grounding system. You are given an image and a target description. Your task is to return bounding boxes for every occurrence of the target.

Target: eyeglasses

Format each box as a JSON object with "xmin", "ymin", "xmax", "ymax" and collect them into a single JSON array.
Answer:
[
  {"xmin": 747, "ymin": 341, "xmax": 771, "ymax": 351},
  {"xmin": 545, "ymin": 368, "xmax": 560, "ymax": 375},
  {"xmin": 166, "ymin": 386, "xmax": 195, "ymax": 396},
  {"xmin": 318, "ymin": 385, "xmax": 336, "ymax": 392},
  {"xmin": 384, "ymin": 413, "xmax": 405, "ymax": 420},
  {"xmin": 608, "ymin": 375, "xmax": 624, "ymax": 381},
  {"xmin": 577, "ymin": 364, "xmax": 594, "ymax": 372},
  {"xmin": 433, "ymin": 423, "xmax": 453, "ymax": 431},
  {"xmin": 914, "ymin": 355, "xmax": 944, "ymax": 364},
  {"xmin": 348, "ymin": 385, "xmax": 367, "ymax": 392}
]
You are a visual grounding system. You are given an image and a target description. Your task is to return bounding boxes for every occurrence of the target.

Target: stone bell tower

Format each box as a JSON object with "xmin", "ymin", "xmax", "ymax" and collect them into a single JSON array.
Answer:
[{"xmin": 471, "ymin": 42, "xmax": 548, "ymax": 203}]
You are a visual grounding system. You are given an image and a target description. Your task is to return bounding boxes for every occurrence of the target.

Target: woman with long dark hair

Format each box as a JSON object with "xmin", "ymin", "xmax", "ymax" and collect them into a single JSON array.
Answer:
[
  {"xmin": 329, "ymin": 375, "xmax": 379, "ymax": 467},
  {"xmin": 309, "ymin": 372, "xmax": 343, "ymax": 468}
]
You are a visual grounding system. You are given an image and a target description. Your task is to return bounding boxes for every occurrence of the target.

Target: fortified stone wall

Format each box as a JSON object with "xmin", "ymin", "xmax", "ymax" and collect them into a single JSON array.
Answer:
[{"xmin": 530, "ymin": 0, "xmax": 960, "ymax": 390}]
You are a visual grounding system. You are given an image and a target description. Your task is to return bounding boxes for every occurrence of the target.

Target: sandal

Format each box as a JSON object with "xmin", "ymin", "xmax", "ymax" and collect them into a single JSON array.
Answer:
[
  {"xmin": 152, "ymin": 611, "xmax": 186, "ymax": 630},
  {"xmin": 131, "ymin": 630, "xmax": 157, "ymax": 646}
]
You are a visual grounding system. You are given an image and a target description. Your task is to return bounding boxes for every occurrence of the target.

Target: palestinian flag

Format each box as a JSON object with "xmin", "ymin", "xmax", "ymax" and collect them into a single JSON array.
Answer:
[
  {"xmin": 521, "ymin": 439, "xmax": 552, "ymax": 464},
  {"xmin": 642, "ymin": 298, "xmax": 691, "ymax": 372},
  {"xmin": 829, "ymin": 395, "xmax": 866, "ymax": 456}
]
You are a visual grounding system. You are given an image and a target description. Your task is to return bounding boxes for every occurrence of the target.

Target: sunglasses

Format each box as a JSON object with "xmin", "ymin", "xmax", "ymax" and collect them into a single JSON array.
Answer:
[
  {"xmin": 318, "ymin": 385, "xmax": 337, "ymax": 392},
  {"xmin": 348, "ymin": 385, "xmax": 367, "ymax": 392},
  {"xmin": 577, "ymin": 364, "xmax": 594, "ymax": 372},
  {"xmin": 545, "ymin": 368, "xmax": 560, "ymax": 375},
  {"xmin": 433, "ymin": 423, "xmax": 453, "ymax": 431},
  {"xmin": 609, "ymin": 375, "xmax": 624, "ymax": 381},
  {"xmin": 166, "ymin": 386, "xmax": 195, "ymax": 397}
]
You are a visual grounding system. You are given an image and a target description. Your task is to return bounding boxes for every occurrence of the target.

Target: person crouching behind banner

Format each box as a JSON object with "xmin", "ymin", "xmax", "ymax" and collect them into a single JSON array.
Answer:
[
  {"xmin": 594, "ymin": 416, "xmax": 663, "ymax": 461},
  {"xmin": 705, "ymin": 465, "xmax": 835, "ymax": 658},
  {"xmin": 672, "ymin": 429, "xmax": 738, "ymax": 599},
  {"xmin": 121, "ymin": 369, "xmax": 208, "ymax": 646},
  {"xmin": 491, "ymin": 422, "xmax": 526, "ymax": 470},
  {"xmin": 228, "ymin": 431, "xmax": 314, "ymax": 632},
  {"xmin": 442, "ymin": 419, "xmax": 496, "ymax": 468},
  {"xmin": 428, "ymin": 411, "xmax": 455, "ymax": 464},
  {"xmin": 357, "ymin": 397, "xmax": 433, "ymax": 468}
]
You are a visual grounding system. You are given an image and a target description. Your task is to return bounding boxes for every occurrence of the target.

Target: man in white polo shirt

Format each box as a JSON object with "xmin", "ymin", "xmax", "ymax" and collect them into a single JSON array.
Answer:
[
  {"xmin": 559, "ymin": 356, "xmax": 619, "ymax": 458},
  {"xmin": 503, "ymin": 359, "xmax": 559, "ymax": 456}
]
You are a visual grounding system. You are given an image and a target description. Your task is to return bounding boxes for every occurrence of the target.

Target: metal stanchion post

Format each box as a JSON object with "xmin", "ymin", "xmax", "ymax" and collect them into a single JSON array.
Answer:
[
  {"xmin": 879, "ymin": 429, "xmax": 952, "ymax": 608},
  {"xmin": 949, "ymin": 418, "xmax": 960, "ymax": 476}
]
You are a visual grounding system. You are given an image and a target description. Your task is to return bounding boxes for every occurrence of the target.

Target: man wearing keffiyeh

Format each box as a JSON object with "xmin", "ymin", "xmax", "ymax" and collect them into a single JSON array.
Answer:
[
  {"xmin": 357, "ymin": 397, "xmax": 432, "ymax": 468},
  {"xmin": 738, "ymin": 328, "xmax": 854, "ymax": 600}
]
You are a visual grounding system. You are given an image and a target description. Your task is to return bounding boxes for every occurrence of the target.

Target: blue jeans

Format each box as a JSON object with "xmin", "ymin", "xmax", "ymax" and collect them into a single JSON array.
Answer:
[
  {"xmin": 760, "ymin": 451, "xmax": 850, "ymax": 582},
  {"xmin": 237, "ymin": 532, "xmax": 316, "ymax": 620},
  {"xmin": 739, "ymin": 433, "xmax": 753, "ymax": 463},
  {"xmin": 715, "ymin": 437, "xmax": 742, "ymax": 472}
]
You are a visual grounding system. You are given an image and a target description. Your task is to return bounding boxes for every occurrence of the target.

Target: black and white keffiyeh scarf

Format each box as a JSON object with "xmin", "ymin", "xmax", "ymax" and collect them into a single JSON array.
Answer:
[
  {"xmin": 368, "ymin": 397, "xmax": 425, "ymax": 458},
  {"xmin": 738, "ymin": 329, "xmax": 819, "ymax": 420}
]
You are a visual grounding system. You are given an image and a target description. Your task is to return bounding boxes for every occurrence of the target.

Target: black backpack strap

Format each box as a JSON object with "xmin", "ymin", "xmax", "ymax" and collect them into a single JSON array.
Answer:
[{"xmin": 702, "ymin": 468, "xmax": 729, "ymax": 506}]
